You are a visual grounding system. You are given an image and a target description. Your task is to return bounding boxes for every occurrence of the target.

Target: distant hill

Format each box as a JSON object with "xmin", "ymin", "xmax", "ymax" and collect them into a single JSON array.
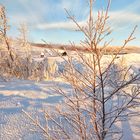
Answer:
[{"xmin": 31, "ymin": 43, "xmax": 140, "ymax": 54}]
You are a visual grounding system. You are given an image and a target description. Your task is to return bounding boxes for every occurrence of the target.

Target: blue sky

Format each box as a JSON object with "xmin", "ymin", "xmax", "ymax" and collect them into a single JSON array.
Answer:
[{"xmin": 0, "ymin": 0, "xmax": 140, "ymax": 46}]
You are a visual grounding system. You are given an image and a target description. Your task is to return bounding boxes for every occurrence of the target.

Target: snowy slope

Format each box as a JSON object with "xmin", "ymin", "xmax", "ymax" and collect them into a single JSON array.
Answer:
[{"xmin": 0, "ymin": 53, "xmax": 140, "ymax": 140}]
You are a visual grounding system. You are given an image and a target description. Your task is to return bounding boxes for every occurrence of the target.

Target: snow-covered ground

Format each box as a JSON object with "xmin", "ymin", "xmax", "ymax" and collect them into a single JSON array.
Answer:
[
  {"xmin": 0, "ymin": 80, "xmax": 72, "ymax": 140},
  {"xmin": 0, "ymin": 53, "xmax": 140, "ymax": 140}
]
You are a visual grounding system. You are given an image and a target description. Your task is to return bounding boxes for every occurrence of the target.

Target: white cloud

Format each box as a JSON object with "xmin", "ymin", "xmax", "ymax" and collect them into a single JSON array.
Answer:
[
  {"xmin": 109, "ymin": 11, "xmax": 140, "ymax": 27},
  {"xmin": 124, "ymin": 0, "xmax": 140, "ymax": 12},
  {"xmin": 111, "ymin": 1, "xmax": 140, "ymax": 25},
  {"xmin": 16, "ymin": 0, "xmax": 49, "ymax": 24},
  {"xmin": 36, "ymin": 20, "xmax": 86, "ymax": 31},
  {"xmin": 36, "ymin": 9, "xmax": 140, "ymax": 31},
  {"xmin": 59, "ymin": 0, "xmax": 82, "ymax": 10},
  {"xmin": 7, "ymin": 0, "xmax": 140, "ymax": 34}
]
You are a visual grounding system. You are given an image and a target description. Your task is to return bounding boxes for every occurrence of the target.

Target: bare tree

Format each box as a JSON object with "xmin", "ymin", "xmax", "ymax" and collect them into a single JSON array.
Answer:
[
  {"xmin": 23, "ymin": 0, "xmax": 140, "ymax": 139},
  {"xmin": 0, "ymin": 10, "xmax": 47, "ymax": 80},
  {"xmin": 16, "ymin": 23, "xmax": 31, "ymax": 55},
  {"xmin": 0, "ymin": 5, "xmax": 14, "ymax": 61}
]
